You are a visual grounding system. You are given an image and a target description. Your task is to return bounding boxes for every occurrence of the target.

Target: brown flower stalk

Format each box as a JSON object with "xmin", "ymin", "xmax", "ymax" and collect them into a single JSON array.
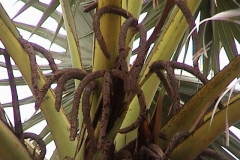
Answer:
[
  {"xmin": 174, "ymin": 0, "xmax": 199, "ymax": 68},
  {"xmin": 163, "ymin": 131, "xmax": 189, "ymax": 160},
  {"xmin": 93, "ymin": 5, "xmax": 132, "ymax": 59},
  {"xmin": 23, "ymin": 132, "xmax": 46, "ymax": 160},
  {"xmin": 18, "ymin": 38, "xmax": 39, "ymax": 97},
  {"xmin": 98, "ymin": 71, "xmax": 112, "ymax": 148},
  {"xmin": 35, "ymin": 68, "xmax": 87, "ymax": 110},
  {"xmin": 150, "ymin": 61, "xmax": 181, "ymax": 114}
]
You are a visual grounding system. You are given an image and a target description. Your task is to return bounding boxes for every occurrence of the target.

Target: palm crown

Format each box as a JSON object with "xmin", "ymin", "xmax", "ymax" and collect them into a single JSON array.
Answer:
[{"xmin": 0, "ymin": 0, "xmax": 239, "ymax": 159}]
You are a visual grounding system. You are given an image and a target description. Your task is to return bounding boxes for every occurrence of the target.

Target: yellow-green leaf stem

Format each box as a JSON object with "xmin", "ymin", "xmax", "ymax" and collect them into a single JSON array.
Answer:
[
  {"xmin": 90, "ymin": 0, "xmax": 122, "ymax": 120},
  {"xmin": 93, "ymin": 0, "xmax": 122, "ymax": 71},
  {"xmin": 116, "ymin": 0, "xmax": 202, "ymax": 150},
  {"xmin": 125, "ymin": 0, "xmax": 142, "ymax": 18},
  {"xmin": 0, "ymin": 121, "xmax": 32, "ymax": 160},
  {"xmin": 122, "ymin": 0, "xmax": 143, "ymax": 66},
  {"xmin": 92, "ymin": 0, "xmax": 142, "ymax": 71},
  {"xmin": 170, "ymin": 94, "xmax": 240, "ymax": 159},
  {"xmin": 92, "ymin": 0, "xmax": 144, "ymax": 152},
  {"xmin": 25, "ymin": 140, "xmax": 47, "ymax": 160},
  {"xmin": 0, "ymin": 4, "xmax": 21, "ymax": 38},
  {"xmin": 159, "ymin": 55, "xmax": 240, "ymax": 149},
  {"xmin": 115, "ymin": 73, "xmax": 159, "ymax": 150},
  {"xmin": 91, "ymin": 2, "xmax": 144, "ymax": 153},
  {"xmin": 58, "ymin": 1, "xmax": 89, "ymax": 158},
  {"xmin": 0, "ymin": 17, "xmax": 77, "ymax": 159},
  {"xmin": 59, "ymin": 0, "xmax": 82, "ymax": 77},
  {"xmin": 77, "ymin": 1, "xmax": 123, "ymax": 159},
  {"xmin": 141, "ymin": 0, "xmax": 201, "ymax": 80}
]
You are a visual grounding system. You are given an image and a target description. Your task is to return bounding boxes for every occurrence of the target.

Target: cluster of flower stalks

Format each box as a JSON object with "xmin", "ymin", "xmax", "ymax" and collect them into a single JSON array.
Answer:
[{"xmin": 0, "ymin": 1, "xmax": 226, "ymax": 160}]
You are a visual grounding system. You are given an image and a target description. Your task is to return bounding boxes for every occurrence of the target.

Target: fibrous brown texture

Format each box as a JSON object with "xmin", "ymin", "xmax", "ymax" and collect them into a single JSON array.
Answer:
[
  {"xmin": 23, "ymin": 132, "xmax": 46, "ymax": 160},
  {"xmin": 22, "ymin": 3, "xmax": 223, "ymax": 160}
]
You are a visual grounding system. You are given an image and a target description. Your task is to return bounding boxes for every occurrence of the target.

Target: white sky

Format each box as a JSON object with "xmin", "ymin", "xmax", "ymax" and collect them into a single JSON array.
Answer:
[{"xmin": 0, "ymin": 0, "xmax": 239, "ymax": 159}]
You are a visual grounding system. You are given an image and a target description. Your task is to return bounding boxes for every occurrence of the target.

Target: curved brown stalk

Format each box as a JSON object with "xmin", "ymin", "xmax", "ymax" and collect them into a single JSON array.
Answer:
[
  {"xmin": 115, "ymin": 17, "xmax": 138, "ymax": 73},
  {"xmin": 54, "ymin": 69, "xmax": 88, "ymax": 111},
  {"xmin": 18, "ymin": 38, "xmax": 39, "ymax": 97},
  {"xmin": 137, "ymin": 144, "xmax": 163, "ymax": 159},
  {"xmin": 150, "ymin": 60, "xmax": 224, "ymax": 109},
  {"xmin": 29, "ymin": 42, "xmax": 58, "ymax": 73},
  {"xmin": 155, "ymin": 70, "xmax": 173, "ymax": 101},
  {"xmin": 198, "ymin": 148, "xmax": 227, "ymax": 160},
  {"xmin": 110, "ymin": 69, "xmax": 147, "ymax": 134},
  {"xmin": 150, "ymin": 93, "xmax": 163, "ymax": 144},
  {"xmin": 101, "ymin": 140, "xmax": 115, "ymax": 160},
  {"xmin": 163, "ymin": 131, "xmax": 189, "ymax": 160},
  {"xmin": 114, "ymin": 47, "xmax": 130, "ymax": 73},
  {"xmin": 36, "ymin": 68, "xmax": 75, "ymax": 109},
  {"xmin": 72, "ymin": 70, "xmax": 105, "ymax": 121},
  {"xmin": 70, "ymin": 82, "xmax": 96, "ymax": 158},
  {"xmin": 23, "ymin": 132, "xmax": 46, "ymax": 160},
  {"xmin": 70, "ymin": 82, "xmax": 97, "ymax": 149},
  {"xmin": 163, "ymin": 61, "xmax": 208, "ymax": 84},
  {"xmin": 93, "ymin": 5, "xmax": 132, "ymax": 59},
  {"xmin": 150, "ymin": 61, "xmax": 181, "ymax": 114},
  {"xmin": 35, "ymin": 68, "xmax": 87, "ymax": 110},
  {"xmin": 146, "ymin": 0, "xmax": 174, "ymax": 51},
  {"xmin": 150, "ymin": 60, "xmax": 208, "ymax": 85},
  {"xmin": 70, "ymin": 70, "xmax": 106, "ymax": 138},
  {"xmin": 118, "ymin": 80, "xmax": 146, "ymax": 134},
  {"xmin": 118, "ymin": 17, "xmax": 138, "ymax": 54},
  {"xmin": 98, "ymin": 71, "xmax": 112, "ymax": 148},
  {"xmin": 174, "ymin": 0, "xmax": 199, "ymax": 68},
  {"xmin": 129, "ymin": 23, "xmax": 147, "ymax": 81},
  {"xmin": 168, "ymin": 62, "xmax": 225, "ymax": 108}
]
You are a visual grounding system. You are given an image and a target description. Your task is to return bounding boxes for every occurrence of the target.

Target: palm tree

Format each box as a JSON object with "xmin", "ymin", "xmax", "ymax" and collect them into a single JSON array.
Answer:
[{"xmin": 0, "ymin": 0, "xmax": 239, "ymax": 159}]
